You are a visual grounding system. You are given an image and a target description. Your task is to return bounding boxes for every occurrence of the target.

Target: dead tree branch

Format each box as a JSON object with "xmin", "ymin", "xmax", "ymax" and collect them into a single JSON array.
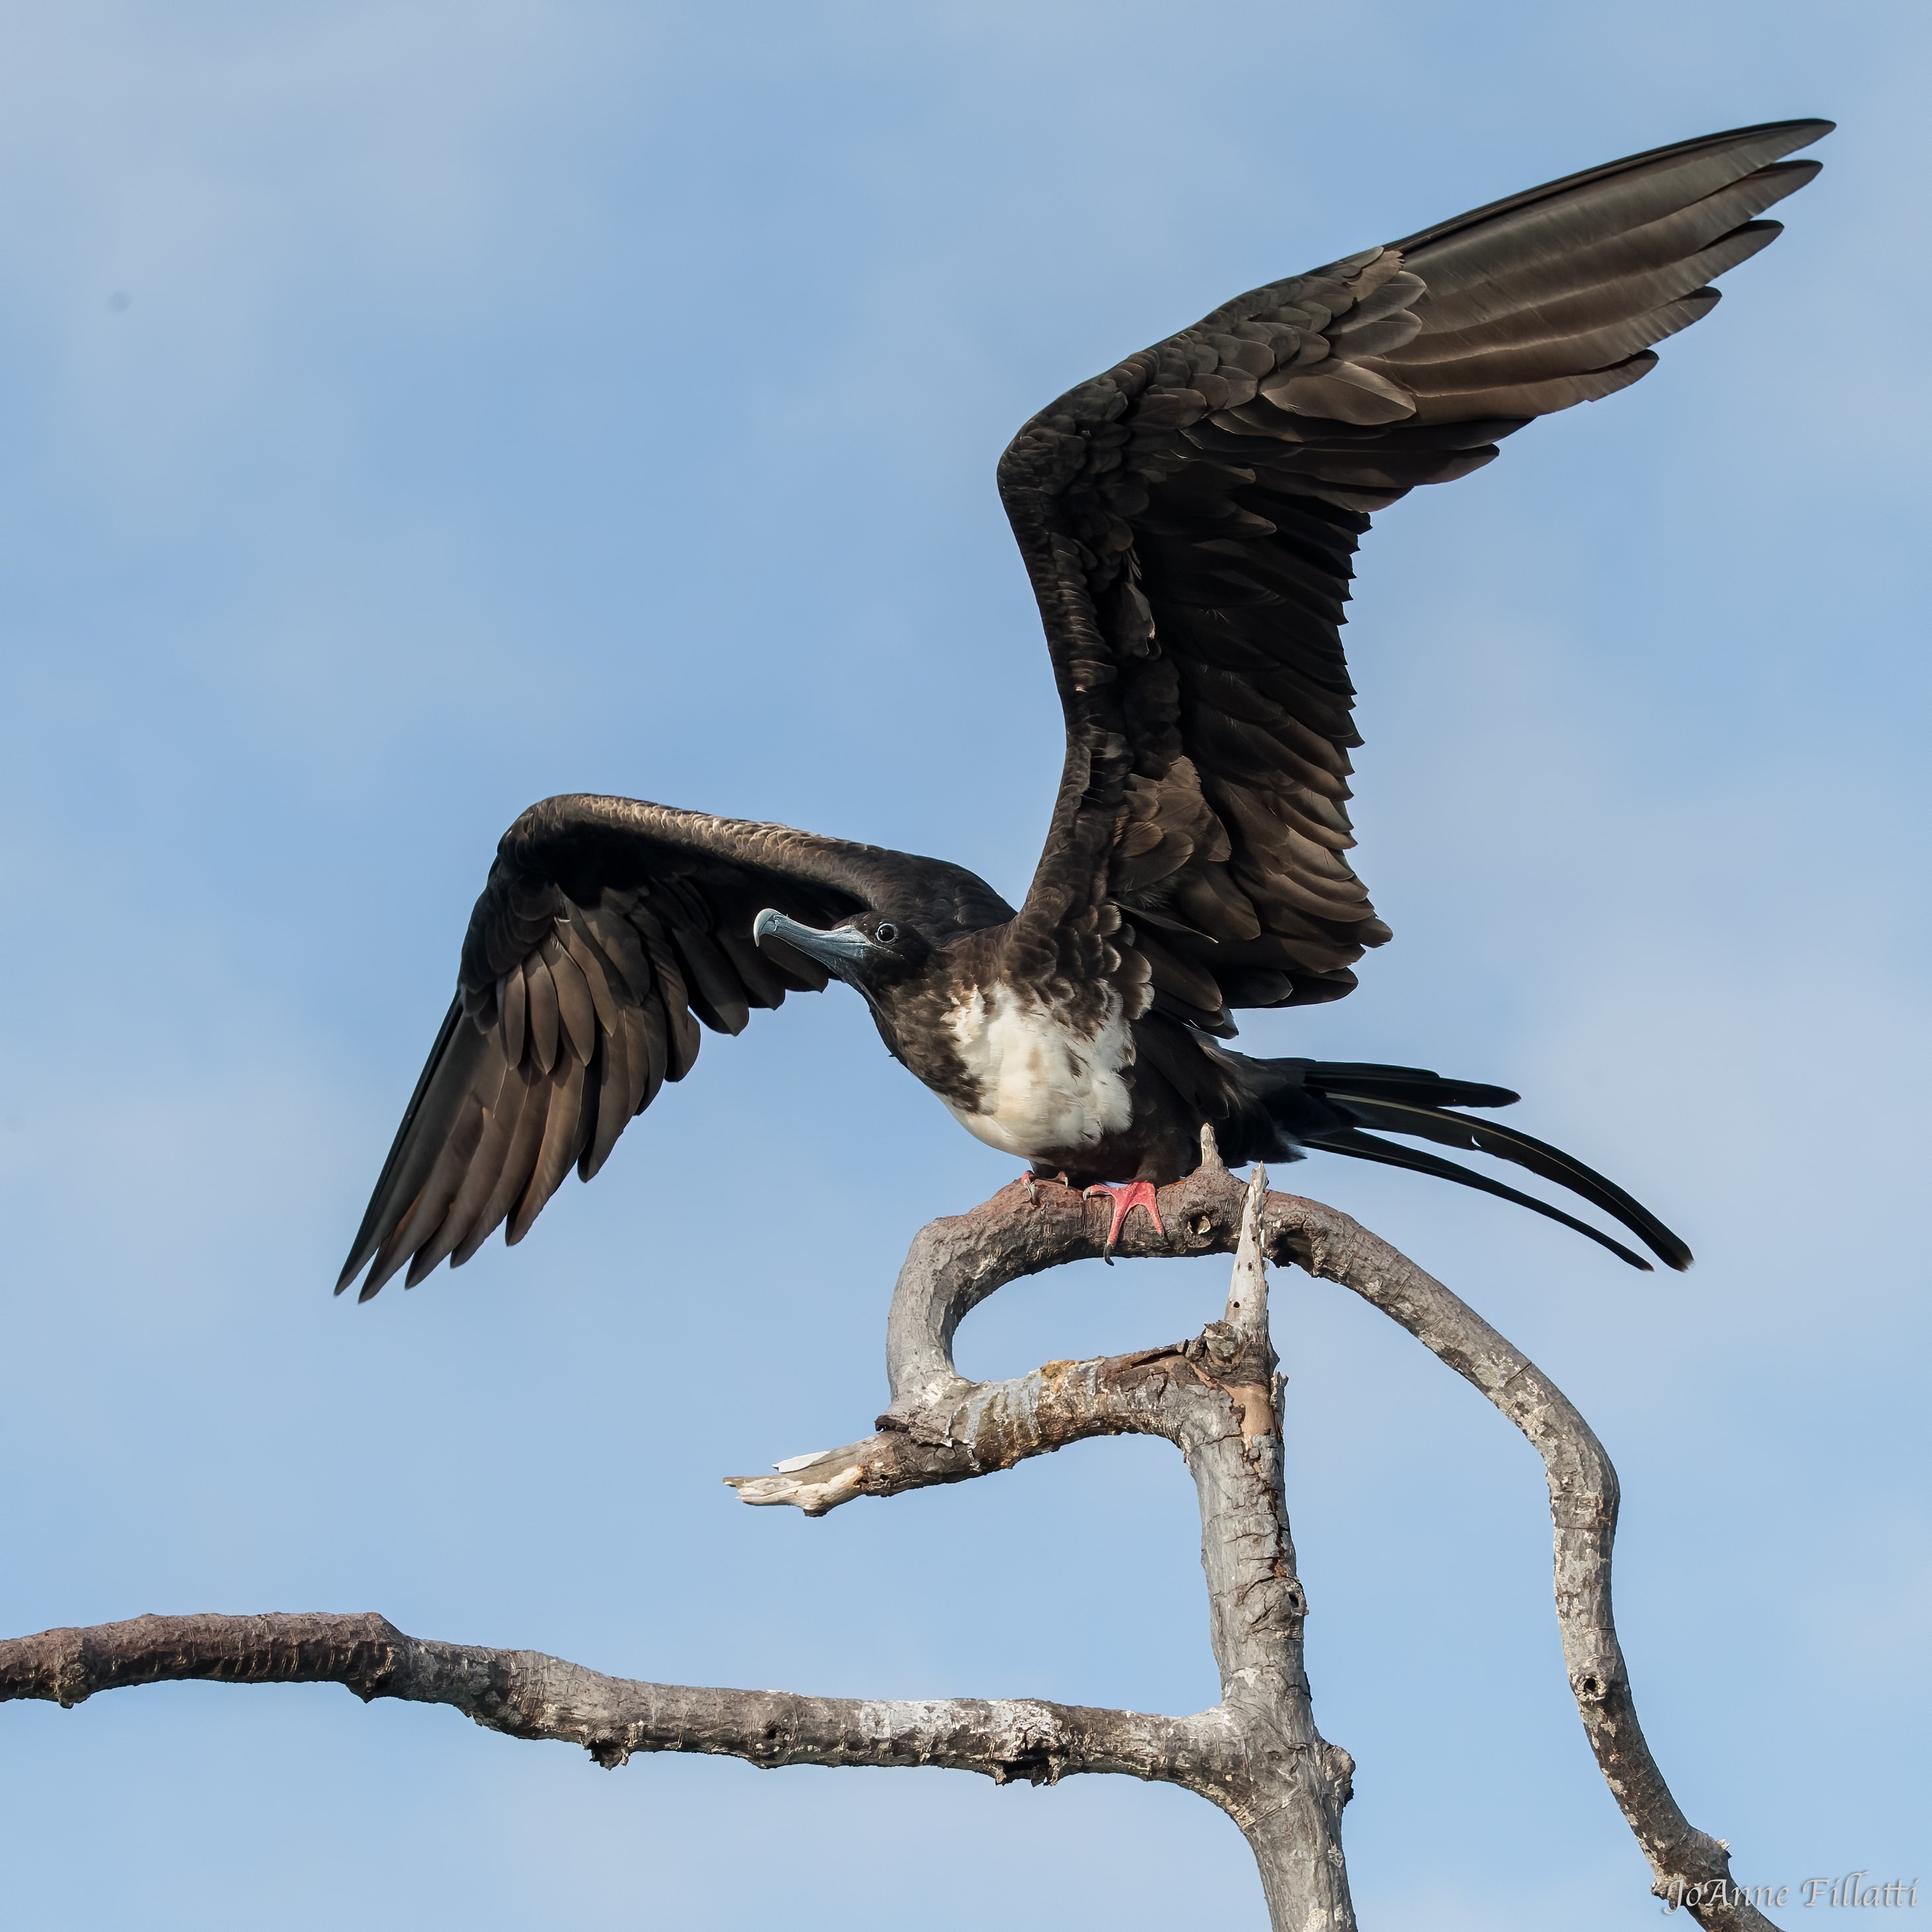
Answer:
[
  {"xmin": 0, "ymin": 1137, "xmax": 1774, "ymax": 1930},
  {"xmin": 0, "ymin": 1608, "xmax": 1205, "ymax": 1784},
  {"xmin": 729, "ymin": 1163, "xmax": 1354, "ymax": 1926},
  {"xmin": 729, "ymin": 1130, "xmax": 1777, "ymax": 1930}
]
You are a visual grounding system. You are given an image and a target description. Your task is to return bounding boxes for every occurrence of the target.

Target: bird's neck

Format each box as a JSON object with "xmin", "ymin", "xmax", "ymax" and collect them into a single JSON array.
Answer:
[
  {"xmin": 861, "ymin": 929, "xmax": 1009, "ymax": 1107},
  {"xmin": 866, "ymin": 925, "xmax": 1129, "ymax": 1127}
]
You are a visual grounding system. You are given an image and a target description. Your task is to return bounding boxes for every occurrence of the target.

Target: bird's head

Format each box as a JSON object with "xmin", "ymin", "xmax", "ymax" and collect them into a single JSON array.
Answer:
[{"xmin": 752, "ymin": 908, "xmax": 934, "ymax": 995}]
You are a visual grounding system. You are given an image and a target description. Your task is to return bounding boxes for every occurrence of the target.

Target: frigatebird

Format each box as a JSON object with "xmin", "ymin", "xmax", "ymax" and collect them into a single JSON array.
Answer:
[{"xmin": 338, "ymin": 118, "xmax": 1828, "ymax": 1299}]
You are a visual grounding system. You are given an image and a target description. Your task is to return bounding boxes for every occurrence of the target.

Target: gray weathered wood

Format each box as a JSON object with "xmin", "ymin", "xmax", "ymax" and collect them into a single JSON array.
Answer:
[{"xmin": 0, "ymin": 1142, "xmax": 1775, "ymax": 1929}]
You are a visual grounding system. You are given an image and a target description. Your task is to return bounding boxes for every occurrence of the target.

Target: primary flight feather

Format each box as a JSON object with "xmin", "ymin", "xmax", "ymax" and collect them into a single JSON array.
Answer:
[{"xmin": 338, "ymin": 118, "xmax": 1830, "ymax": 1299}]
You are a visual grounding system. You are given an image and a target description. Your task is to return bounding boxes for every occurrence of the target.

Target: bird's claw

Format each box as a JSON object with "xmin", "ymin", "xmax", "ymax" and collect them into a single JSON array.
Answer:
[{"xmin": 1083, "ymin": 1181, "xmax": 1165, "ymax": 1262}]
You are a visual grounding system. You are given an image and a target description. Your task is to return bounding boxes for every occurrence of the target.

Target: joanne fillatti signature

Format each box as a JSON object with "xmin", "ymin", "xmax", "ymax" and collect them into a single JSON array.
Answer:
[{"xmin": 1663, "ymin": 1873, "xmax": 1919, "ymax": 1914}]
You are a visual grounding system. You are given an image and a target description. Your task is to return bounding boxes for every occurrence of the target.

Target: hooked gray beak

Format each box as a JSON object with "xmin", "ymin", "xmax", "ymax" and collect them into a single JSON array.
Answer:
[{"xmin": 752, "ymin": 908, "xmax": 876, "ymax": 976}]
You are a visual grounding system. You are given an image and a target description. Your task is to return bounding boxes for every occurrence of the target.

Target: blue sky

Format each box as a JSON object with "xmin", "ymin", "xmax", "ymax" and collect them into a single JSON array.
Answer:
[{"xmin": 0, "ymin": 4, "xmax": 1925, "ymax": 1926}]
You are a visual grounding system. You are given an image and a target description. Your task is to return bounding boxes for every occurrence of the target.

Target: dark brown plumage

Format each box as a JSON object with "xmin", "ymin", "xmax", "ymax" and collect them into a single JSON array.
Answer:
[{"xmin": 338, "ymin": 119, "xmax": 1828, "ymax": 1300}]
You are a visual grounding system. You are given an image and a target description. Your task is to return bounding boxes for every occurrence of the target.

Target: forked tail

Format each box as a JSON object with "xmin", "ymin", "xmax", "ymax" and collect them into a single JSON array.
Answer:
[{"xmin": 1227, "ymin": 1057, "xmax": 1691, "ymax": 1272}]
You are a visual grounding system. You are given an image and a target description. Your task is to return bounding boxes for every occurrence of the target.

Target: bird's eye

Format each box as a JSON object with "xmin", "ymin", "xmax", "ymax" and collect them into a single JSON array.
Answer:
[{"xmin": 875, "ymin": 921, "xmax": 899, "ymax": 945}]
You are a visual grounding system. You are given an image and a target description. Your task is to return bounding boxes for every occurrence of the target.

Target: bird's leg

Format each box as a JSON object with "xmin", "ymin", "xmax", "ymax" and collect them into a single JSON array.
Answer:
[{"xmin": 1082, "ymin": 1181, "xmax": 1165, "ymax": 1261}]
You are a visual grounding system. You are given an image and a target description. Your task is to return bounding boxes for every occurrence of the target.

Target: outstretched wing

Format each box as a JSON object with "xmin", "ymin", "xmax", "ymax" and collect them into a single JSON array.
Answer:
[
  {"xmin": 999, "ymin": 119, "xmax": 1829, "ymax": 1031},
  {"xmin": 338, "ymin": 795, "xmax": 1011, "ymax": 1299}
]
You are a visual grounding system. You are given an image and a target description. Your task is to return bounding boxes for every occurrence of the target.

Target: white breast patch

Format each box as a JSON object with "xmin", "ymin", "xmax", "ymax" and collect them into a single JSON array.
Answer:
[{"xmin": 938, "ymin": 984, "xmax": 1134, "ymax": 1161}]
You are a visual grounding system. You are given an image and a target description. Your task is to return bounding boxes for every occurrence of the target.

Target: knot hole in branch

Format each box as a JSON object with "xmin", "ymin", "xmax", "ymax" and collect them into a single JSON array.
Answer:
[{"xmin": 1573, "ymin": 1669, "xmax": 1615, "ymax": 1705}]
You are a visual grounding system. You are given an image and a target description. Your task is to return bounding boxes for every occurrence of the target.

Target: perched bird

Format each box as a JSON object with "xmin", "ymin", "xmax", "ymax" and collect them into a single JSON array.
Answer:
[{"xmin": 339, "ymin": 118, "xmax": 1829, "ymax": 1299}]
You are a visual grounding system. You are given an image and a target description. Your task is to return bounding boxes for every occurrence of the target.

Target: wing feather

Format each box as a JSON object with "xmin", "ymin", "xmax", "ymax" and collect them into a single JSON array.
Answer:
[
  {"xmin": 338, "ymin": 795, "xmax": 1011, "ymax": 1297},
  {"xmin": 998, "ymin": 120, "xmax": 1828, "ymax": 1018},
  {"xmin": 672, "ymin": 923, "xmax": 754, "ymax": 1036},
  {"xmin": 449, "ymin": 1066, "xmax": 545, "ymax": 1269},
  {"xmin": 546, "ymin": 940, "xmax": 598, "ymax": 1065},
  {"xmin": 407, "ymin": 1059, "xmax": 519, "ymax": 1284},
  {"xmin": 557, "ymin": 919, "xmax": 620, "ymax": 1034},
  {"xmin": 363, "ymin": 1091, "xmax": 487, "ymax": 1299},
  {"xmin": 524, "ymin": 955, "xmax": 559, "ymax": 1077},
  {"xmin": 508, "ymin": 1052, "xmax": 587, "ymax": 1245},
  {"xmin": 581, "ymin": 1013, "xmax": 635, "ymax": 1183},
  {"xmin": 498, "ymin": 964, "xmax": 526, "ymax": 1065}
]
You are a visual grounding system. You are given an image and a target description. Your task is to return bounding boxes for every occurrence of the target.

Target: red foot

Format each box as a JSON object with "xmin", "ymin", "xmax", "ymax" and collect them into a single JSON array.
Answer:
[{"xmin": 1083, "ymin": 1180, "xmax": 1165, "ymax": 1256}]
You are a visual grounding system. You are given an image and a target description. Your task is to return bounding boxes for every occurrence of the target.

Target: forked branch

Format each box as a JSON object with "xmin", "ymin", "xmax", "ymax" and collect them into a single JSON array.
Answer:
[
  {"xmin": 0, "ymin": 1143, "xmax": 1775, "ymax": 1930},
  {"xmin": 724, "ymin": 1135, "xmax": 1775, "ymax": 1929}
]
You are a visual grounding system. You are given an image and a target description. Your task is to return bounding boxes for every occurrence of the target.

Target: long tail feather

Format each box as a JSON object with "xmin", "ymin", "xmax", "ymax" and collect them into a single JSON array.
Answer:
[
  {"xmin": 1314, "ymin": 1088, "xmax": 1692, "ymax": 1271},
  {"xmin": 1297, "ymin": 1059, "xmax": 1521, "ymax": 1110},
  {"xmin": 1302, "ymin": 1127, "xmax": 1655, "ymax": 1271}
]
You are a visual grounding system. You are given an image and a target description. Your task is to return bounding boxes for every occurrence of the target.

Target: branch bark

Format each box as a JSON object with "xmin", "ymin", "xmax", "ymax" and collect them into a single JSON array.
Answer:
[
  {"xmin": 0, "ymin": 1141, "xmax": 1775, "ymax": 1930},
  {"xmin": 0, "ymin": 1608, "xmax": 1207, "ymax": 1784},
  {"xmin": 728, "ymin": 1134, "xmax": 1779, "ymax": 1930}
]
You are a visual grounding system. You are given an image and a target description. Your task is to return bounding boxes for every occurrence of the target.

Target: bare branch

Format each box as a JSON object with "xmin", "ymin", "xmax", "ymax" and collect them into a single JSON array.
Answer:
[
  {"xmin": 7, "ymin": 1157, "xmax": 1361, "ymax": 1931},
  {"xmin": 731, "ymin": 1145, "xmax": 1778, "ymax": 1930},
  {"xmin": 1278, "ymin": 1203, "xmax": 1779, "ymax": 1931},
  {"xmin": 0, "ymin": 1610, "xmax": 1213, "ymax": 1787},
  {"xmin": 0, "ymin": 1159, "xmax": 1775, "ymax": 1932},
  {"xmin": 734, "ymin": 1147, "xmax": 1355, "ymax": 1930}
]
